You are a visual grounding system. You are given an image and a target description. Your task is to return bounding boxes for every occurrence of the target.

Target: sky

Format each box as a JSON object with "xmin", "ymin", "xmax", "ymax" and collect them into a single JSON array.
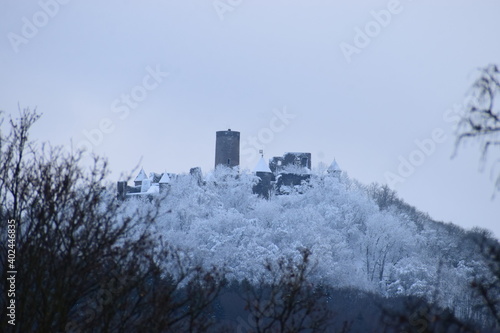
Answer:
[{"xmin": 1, "ymin": 0, "xmax": 499, "ymax": 237}]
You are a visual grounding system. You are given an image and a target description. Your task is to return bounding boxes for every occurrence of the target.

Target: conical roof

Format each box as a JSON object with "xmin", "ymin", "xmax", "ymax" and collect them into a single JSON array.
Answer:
[
  {"xmin": 328, "ymin": 159, "xmax": 341, "ymax": 172},
  {"xmin": 134, "ymin": 168, "xmax": 148, "ymax": 181},
  {"xmin": 159, "ymin": 172, "xmax": 171, "ymax": 184},
  {"xmin": 253, "ymin": 157, "xmax": 272, "ymax": 173}
]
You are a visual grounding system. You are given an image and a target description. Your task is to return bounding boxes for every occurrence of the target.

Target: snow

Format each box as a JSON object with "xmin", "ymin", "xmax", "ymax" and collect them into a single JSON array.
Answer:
[
  {"xmin": 159, "ymin": 172, "xmax": 171, "ymax": 184},
  {"xmin": 281, "ymin": 164, "xmax": 311, "ymax": 175},
  {"xmin": 253, "ymin": 157, "xmax": 272, "ymax": 173},
  {"xmin": 328, "ymin": 159, "xmax": 341, "ymax": 172},
  {"xmin": 134, "ymin": 168, "xmax": 148, "ymax": 181},
  {"xmin": 122, "ymin": 167, "xmax": 486, "ymax": 321},
  {"xmin": 141, "ymin": 178, "xmax": 151, "ymax": 192},
  {"xmin": 147, "ymin": 183, "xmax": 159, "ymax": 193}
]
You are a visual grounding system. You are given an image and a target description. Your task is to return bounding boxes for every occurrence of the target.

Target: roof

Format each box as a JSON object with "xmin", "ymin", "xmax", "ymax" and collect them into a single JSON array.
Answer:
[
  {"xmin": 159, "ymin": 172, "xmax": 171, "ymax": 184},
  {"xmin": 146, "ymin": 183, "xmax": 159, "ymax": 193},
  {"xmin": 328, "ymin": 159, "xmax": 341, "ymax": 172},
  {"xmin": 134, "ymin": 168, "xmax": 148, "ymax": 181},
  {"xmin": 253, "ymin": 157, "xmax": 272, "ymax": 173}
]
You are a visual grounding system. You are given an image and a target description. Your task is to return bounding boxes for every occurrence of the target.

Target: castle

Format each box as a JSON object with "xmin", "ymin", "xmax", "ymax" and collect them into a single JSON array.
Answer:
[{"xmin": 117, "ymin": 129, "xmax": 341, "ymax": 200}]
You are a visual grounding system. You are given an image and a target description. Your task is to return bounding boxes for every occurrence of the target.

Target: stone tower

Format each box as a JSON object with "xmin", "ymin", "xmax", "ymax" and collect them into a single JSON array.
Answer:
[{"xmin": 215, "ymin": 129, "xmax": 240, "ymax": 168}]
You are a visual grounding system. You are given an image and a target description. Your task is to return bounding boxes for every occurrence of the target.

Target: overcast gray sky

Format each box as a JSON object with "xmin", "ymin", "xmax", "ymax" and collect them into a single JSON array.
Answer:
[{"xmin": 1, "ymin": 0, "xmax": 499, "ymax": 237}]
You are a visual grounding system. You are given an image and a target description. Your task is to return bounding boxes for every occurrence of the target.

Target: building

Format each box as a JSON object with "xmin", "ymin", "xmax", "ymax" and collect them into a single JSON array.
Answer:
[
  {"xmin": 117, "ymin": 168, "xmax": 172, "ymax": 200},
  {"xmin": 215, "ymin": 129, "xmax": 240, "ymax": 169},
  {"xmin": 252, "ymin": 150, "xmax": 274, "ymax": 199},
  {"xmin": 269, "ymin": 152, "xmax": 311, "ymax": 173},
  {"xmin": 117, "ymin": 129, "xmax": 341, "ymax": 200},
  {"xmin": 268, "ymin": 152, "xmax": 312, "ymax": 194},
  {"xmin": 327, "ymin": 159, "xmax": 341, "ymax": 177}
]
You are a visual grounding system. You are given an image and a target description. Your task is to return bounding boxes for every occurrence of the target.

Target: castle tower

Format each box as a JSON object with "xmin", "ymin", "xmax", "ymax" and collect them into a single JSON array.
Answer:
[
  {"xmin": 327, "ymin": 159, "xmax": 341, "ymax": 177},
  {"xmin": 159, "ymin": 172, "xmax": 171, "ymax": 194},
  {"xmin": 253, "ymin": 150, "xmax": 274, "ymax": 199},
  {"xmin": 134, "ymin": 168, "xmax": 148, "ymax": 186},
  {"xmin": 215, "ymin": 129, "xmax": 240, "ymax": 168}
]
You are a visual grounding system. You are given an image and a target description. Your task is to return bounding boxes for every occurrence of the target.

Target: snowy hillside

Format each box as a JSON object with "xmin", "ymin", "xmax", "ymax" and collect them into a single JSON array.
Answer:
[{"xmin": 124, "ymin": 166, "xmax": 491, "ymax": 323}]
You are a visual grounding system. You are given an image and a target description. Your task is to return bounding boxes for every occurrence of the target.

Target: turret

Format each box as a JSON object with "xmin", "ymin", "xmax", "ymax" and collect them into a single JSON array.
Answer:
[
  {"xmin": 327, "ymin": 159, "xmax": 341, "ymax": 177},
  {"xmin": 159, "ymin": 172, "xmax": 171, "ymax": 194},
  {"xmin": 134, "ymin": 168, "xmax": 148, "ymax": 186},
  {"xmin": 252, "ymin": 150, "xmax": 274, "ymax": 199}
]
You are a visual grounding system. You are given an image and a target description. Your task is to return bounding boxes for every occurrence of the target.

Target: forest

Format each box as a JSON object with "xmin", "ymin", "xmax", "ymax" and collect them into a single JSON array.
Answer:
[{"xmin": 1, "ymin": 109, "xmax": 499, "ymax": 332}]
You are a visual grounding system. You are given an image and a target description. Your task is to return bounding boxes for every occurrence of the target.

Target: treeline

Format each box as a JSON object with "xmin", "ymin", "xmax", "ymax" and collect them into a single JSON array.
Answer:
[{"xmin": 1, "ymin": 109, "xmax": 499, "ymax": 332}]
